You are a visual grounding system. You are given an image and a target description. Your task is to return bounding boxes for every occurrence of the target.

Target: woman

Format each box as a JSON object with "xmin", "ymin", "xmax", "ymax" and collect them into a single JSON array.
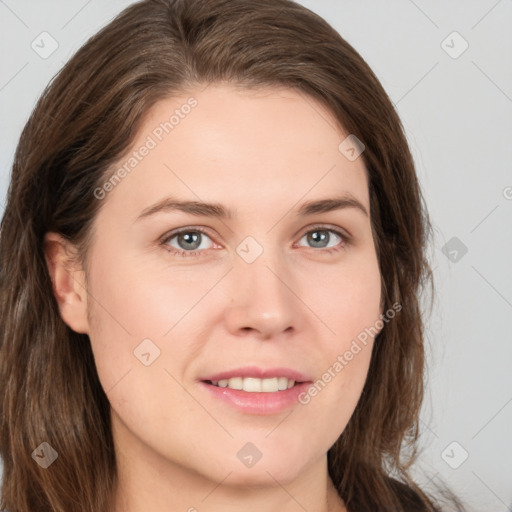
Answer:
[{"xmin": 0, "ymin": 0, "xmax": 464, "ymax": 510}]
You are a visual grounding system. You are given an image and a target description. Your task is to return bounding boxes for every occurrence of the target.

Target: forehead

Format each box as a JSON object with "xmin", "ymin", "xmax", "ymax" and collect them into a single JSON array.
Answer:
[{"xmin": 102, "ymin": 83, "xmax": 369, "ymax": 218}]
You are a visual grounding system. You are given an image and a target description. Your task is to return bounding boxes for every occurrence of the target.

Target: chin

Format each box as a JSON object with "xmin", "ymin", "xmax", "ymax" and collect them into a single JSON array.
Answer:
[{"xmin": 220, "ymin": 463, "xmax": 305, "ymax": 489}]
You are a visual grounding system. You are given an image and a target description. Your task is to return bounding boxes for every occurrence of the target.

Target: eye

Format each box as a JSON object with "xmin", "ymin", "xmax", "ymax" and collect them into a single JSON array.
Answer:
[
  {"xmin": 160, "ymin": 224, "xmax": 350, "ymax": 258},
  {"xmin": 296, "ymin": 225, "xmax": 349, "ymax": 254},
  {"xmin": 161, "ymin": 227, "xmax": 216, "ymax": 258}
]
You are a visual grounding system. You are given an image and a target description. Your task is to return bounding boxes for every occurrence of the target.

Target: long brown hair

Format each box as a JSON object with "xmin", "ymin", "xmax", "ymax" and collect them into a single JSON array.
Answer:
[{"xmin": 0, "ymin": 0, "xmax": 461, "ymax": 510}]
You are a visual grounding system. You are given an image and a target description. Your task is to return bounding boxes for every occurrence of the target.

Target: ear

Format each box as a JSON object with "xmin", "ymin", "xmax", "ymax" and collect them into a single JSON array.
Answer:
[{"xmin": 44, "ymin": 232, "xmax": 90, "ymax": 334}]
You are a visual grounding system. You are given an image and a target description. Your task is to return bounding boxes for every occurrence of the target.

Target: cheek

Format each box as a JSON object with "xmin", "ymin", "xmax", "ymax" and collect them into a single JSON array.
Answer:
[
  {"xmin": 290, "ymin": 252, "xmax": 380, "ymax": 448},
  {"xmin": 296, "ymin": 335, "xmax": 374, "ymax": 459},
  {"xmin": 85, "ymin": 259, "xmax": 181, "ymax": 352},
  {"xmin": 84, "ymin": 251, "xmax": 225, "ymax": 400},
  {"xmin": 88, "ymin": 251, "xmax": 226, "ymax": 337},
  {"xmin": 310, "ymin": 249, "xmax": 382, "ymax": 344},
  {"xmin": 84, "ymin": 261, "xmax": 201, "ymax": 446}
]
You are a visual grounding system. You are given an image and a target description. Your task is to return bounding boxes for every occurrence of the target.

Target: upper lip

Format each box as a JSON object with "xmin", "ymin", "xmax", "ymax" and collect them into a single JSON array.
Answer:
[{"xmin": 200, "ymin": 366, "xmax": 313, "ymax": 383}]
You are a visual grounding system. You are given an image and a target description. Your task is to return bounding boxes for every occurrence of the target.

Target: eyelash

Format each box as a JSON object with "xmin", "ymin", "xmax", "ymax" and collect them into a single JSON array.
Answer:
[{"xmin": 160, "ymin": 224, "xmax": 350, "ymax": 258}]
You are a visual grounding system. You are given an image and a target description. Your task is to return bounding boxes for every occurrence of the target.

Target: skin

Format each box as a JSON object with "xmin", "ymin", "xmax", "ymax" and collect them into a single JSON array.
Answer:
[{"xmin": 45, "ymin": 83, "xmax": 383, "ymax": 512}]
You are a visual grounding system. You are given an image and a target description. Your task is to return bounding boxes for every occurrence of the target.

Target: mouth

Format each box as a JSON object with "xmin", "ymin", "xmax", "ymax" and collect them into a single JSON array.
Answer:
[{"xmin": 198, "ymin": 366, "xmax": 312, "ymax": 414}]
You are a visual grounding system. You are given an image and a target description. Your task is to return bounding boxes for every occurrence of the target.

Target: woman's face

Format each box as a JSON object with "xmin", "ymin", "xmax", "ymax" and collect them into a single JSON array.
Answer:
[{"xmin": 81, "ymin": 84, "xmax": 382, "ymax": 487}]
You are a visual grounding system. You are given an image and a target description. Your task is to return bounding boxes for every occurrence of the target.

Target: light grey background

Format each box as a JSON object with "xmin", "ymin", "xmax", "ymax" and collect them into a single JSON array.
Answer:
[{"xmin": 0, "ymin": 1, "xmax": 511, "ymax": 511}]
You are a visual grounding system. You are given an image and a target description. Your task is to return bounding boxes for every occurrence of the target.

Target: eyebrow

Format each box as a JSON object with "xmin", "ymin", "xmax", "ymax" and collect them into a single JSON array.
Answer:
[{"xmin": 134, "ymin": 193, "xmax": 368, "ymax": 222}]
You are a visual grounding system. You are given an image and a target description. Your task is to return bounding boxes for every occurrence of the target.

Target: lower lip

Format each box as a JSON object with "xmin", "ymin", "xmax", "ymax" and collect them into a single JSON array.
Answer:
[{"xmin": 199, "ymin": 381, "xmax": 311, "ymax": 415}]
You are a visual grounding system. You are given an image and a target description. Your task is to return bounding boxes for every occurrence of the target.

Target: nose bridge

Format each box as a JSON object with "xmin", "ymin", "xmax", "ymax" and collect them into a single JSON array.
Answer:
[
  {"xmin": 224, "ymin": 236, "xmax": 299, "ymax": 337},
  {"xmin": 243, "ymin": 251, "xmax": 285, "ymax": 299},
  {"xmin": 238, "ymin": 238, "xmax": 291, "ymax": 305}
]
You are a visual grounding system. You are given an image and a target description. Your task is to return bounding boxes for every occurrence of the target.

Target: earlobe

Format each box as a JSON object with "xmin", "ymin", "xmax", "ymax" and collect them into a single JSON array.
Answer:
[{"xmin": 43, "ymin": 232, "xmax": 90, "ymax": 334}]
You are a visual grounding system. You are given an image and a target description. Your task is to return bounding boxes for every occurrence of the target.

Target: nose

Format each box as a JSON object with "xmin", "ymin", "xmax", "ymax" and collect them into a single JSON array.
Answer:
[{"xmin": 223, "ymin": 248, "xmax": 301, "ymax": 340}]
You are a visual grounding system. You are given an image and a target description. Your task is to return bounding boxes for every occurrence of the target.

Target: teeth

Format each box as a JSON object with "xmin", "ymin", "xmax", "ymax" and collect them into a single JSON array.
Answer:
[
  {"xmin": 227, "ymin": 377, "xmax": 242, "ymax": 390},
  {"xmin": 278, "ymin": 377, "xmax": 289, "ymax": 390},
  {"xmin": 211, "ymin": 377, "xmax": 296, "ymax": 392}
]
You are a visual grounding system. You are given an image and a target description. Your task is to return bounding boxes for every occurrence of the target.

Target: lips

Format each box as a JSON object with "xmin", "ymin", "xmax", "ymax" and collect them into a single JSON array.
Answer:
[{"xmin": 198, "ymin": 366, "xmax": 315, "ymax": 413}]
